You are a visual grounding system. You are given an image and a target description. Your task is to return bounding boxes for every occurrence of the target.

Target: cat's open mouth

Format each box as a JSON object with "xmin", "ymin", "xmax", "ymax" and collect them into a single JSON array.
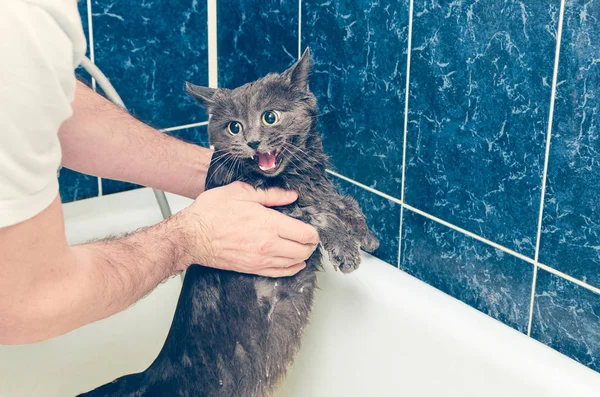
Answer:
[{"xmin": 254, "ymin": 150, "xmax": 281, "ymax": 174}]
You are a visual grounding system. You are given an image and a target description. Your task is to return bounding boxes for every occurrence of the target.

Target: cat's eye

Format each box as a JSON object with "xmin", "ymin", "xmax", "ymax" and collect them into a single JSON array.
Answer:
[
  {"xmin": 262, "ymin": 111, "xmax": 279, "ymax": 126},
  {"xmin": 227, "ymin": 121, "xmax": 243, "ymax": 135}
]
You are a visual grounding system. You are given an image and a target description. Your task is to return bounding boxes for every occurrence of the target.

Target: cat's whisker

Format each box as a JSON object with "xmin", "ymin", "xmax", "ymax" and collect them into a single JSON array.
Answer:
[
  {"xmin": 284, "ymin": 144, "xmax": 312, "ymax": 161},
  {"xmin": 207, "ymin": 154, "xmax": 235, "ymax": 187},
  {"xmin": 287, "ymin": 140, "xmax": 316, "ymax": 157},
  {"xmin": 211, "ymin": 151, "xmax": 232, "ymax": 163},
  {"xmin": 219, "ymin": 158, "xmax": 238, "ymax": 185},
  {"xmin": 210, "ymin": 149, "xmax": 231, "ymax": 160},
  {"xmin": 282, "ymin": 147, "xmax": 313, "ymax": 170},
  {"xmin": 224, "ymin": 158, "xmax": 240, "ymax": 184},
  {"xmin": 288, "ymin": 148, "xmax": 316, "ymax": 169}
]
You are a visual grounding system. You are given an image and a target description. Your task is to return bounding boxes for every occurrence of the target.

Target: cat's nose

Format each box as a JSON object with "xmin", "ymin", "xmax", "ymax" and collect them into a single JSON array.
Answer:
[{"xmin": 247, "ymin": 141, "xmax": 261, "ymax": 150}]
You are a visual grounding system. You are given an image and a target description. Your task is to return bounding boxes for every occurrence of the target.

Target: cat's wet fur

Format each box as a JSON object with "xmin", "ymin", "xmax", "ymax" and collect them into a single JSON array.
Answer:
[{"xmin": 79, "ymin": 48, "xmax": 378, "ymax": 397}]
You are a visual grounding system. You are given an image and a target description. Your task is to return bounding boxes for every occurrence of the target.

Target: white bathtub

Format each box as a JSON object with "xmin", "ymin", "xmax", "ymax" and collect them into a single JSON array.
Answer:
[{"xmin": 1, "ymin": 188, "xmax": 599, "ymax": 397}]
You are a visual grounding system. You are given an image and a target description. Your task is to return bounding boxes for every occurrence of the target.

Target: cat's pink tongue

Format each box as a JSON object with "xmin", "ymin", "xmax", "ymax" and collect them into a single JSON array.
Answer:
[{"xmin": 257, "ymin": 151, "xmax": 277, "ymax": 170}]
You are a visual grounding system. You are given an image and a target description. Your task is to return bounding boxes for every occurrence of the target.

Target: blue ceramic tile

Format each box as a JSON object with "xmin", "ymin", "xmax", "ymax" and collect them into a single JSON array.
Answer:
[
  {"xmin": 78, "ymin": 0, "xmax": 89, "ymax": 41},
  {"xmin": 404, "ymin": 0, "xmax": 560, "ymax": 257},
  {"xmin": 91, "ymin": 0, "xmax": 208, "ymax": 128},
  {"xmin": 332, "ymin": 177, "xmax": 400, "ymax": 266},
  {"xmin": 102, "ymin": 126, "xmax": 208, "ymax": 195},
  {"xmin": 539, "ymin": 0, "xmax": 600, "ymax": 286},
  {"xmin": 531, "ymin": 269, "xmax": 600, "ymax": 373},
  {"xmin": 101, "ymin": 179, "xmax": 140, "ymax": 196},
  {"xmin": 217, "ymin": 0, "xmax": 298, "ymax": 89},
  {"xmin": 400, "ymin": 209, "xmax": 534, "ymax": 332},
  {"xmin": 58, "ymin": 168, "xmax": 99, "ymax": 203},
  {"xmin": 59, "ymin": 2, "xmax": 97, "ymax": 203},
  {"xmin": 166, "ymin": 125, "xmax": 209, "ymax": 148},
  {"xmin": 75, "ymin": 0, "xmax": 92, "ymax": 85},
  {"xmin": 302, "ymin": 0, "xmax": 409, "ymax": 198}
]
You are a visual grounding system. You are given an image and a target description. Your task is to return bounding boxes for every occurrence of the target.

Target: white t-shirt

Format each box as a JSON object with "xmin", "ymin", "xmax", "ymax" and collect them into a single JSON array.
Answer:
[{"xmin": 0, "ymin": 0, "xmax": 86, "ymax": 228}]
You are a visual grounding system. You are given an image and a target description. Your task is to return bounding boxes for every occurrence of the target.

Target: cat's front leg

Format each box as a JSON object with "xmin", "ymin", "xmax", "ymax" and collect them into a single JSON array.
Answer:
[
  {"xmin": 284, "ymin": 206, "xmax": 365, "ymax": 273},
  {"xmin": 310, "ymin": 211, "xmax": 363, "ymax": 274},
  {"xmin": 328, "ymin": 195, "xmax": 379, "ymax": 253}
]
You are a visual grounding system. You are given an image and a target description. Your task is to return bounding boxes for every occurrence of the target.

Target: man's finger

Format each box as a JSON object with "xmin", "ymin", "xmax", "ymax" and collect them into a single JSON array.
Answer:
[
  {"xmin": 260, "ymin": 239, "xmax": 317, "ymax": 260},
  {"xmin": 275, "ymin": 213, "xmax": 320, "ymax": 245},
  {"xmin": 261, "ymin": 256, "xmax": 300, "ymax": 269},
  {"xmin": 256, "ymin": 262, "xmax": 306, "ymax": 278},
  {"xmin": 229, "ymin": 182, "xmax": 298, "ymax": 207}
]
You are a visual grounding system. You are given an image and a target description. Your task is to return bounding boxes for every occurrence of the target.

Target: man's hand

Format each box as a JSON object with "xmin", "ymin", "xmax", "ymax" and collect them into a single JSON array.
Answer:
[{"xmin": 178, "ymin": 182, "xmax": 320, "ymax": 277}]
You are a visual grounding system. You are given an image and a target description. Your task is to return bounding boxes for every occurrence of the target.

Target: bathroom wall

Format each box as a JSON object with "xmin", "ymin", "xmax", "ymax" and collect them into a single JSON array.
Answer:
[
  {"xmin": 59, "ymin": 0, "xmax": 210, "ymax": 199},
  {"xmin": 62, "ymin": 0, "xmax": 600, "ymax": 374}
]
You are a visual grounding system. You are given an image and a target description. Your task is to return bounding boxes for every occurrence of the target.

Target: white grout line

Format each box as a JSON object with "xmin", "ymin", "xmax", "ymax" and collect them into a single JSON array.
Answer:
[
  {"xmin": 527, "ymin": 0, "xmax": 566, "ymax": 337},
  {"xmin": 161, "ymin": 121, "xmax": 209, "ymax": 132},
  {"xmin": 397, "ymin": 0, "xmax": 414, "ymax": 269},
  {"xmin": 537, "ymin": 263, "xmax": 600, "ymax": 295},
  {"xmin": 298, "ymin": 0, "xmax": 302, "ymax": 59},
  {"xmin": 402, "ymin": 203, "xmax": 537, "ymax": 265},
  {"xmin": 326, "ymin": 169, "xmax": 403, "ymax": 205},
  {"xmin": 527, "ymin": 265, "xmax": 539, "ymax": 335},
  {"xmin": 207, "ymin": 0, "xmax": 218, "ymax": 88},
  {"xmin": 86, "ymin": 0, "xmax": 102, "ymax": 196},
  {"xmin": 203, "ymin": 0, "xmax": 595, "ymax": 306},
  {"xmin": 329, "ymin": 169, "xmax": 600, "ymax": 298},
  {"xmin": 80, "ymin": 0, "xmax": 597, "ymax": 319},
  {"xmin": 300, "ymin": 0, "xmax": 596, "ymax": 334}
]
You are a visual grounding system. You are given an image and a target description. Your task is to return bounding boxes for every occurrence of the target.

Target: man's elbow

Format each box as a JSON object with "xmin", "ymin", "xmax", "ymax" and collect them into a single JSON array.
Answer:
[
  {"xmin": 0, "ymin": 324, "xmax": 30, "ymax": 345},
  {"xmin": 0, "ymin": 313, "xmax": 32, "ymax": 345},
  {"xmin": 0, "ymin": 299, "xmax": 60, "ymax": 345}
]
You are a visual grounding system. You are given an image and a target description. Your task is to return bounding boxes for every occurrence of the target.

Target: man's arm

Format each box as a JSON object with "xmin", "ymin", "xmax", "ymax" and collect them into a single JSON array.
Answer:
[
  {"xmin": 58, "ymin": 81, "xmax": 211, "ymax": 199},
  {"xmin": 0, "ymin": 183, "xmax": 319, "ymax": 345},
  {"xmin": 0, "ymin": 196, "xmax": 187, "ymax": 344},
  {"xmin": 0, "ymin": 1, "xmax": 319, "ymax": 346}
]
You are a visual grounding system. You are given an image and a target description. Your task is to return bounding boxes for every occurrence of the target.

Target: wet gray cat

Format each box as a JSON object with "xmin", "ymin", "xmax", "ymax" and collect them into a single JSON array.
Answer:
[{"xmin": 80, "ymin": 48, "xmax": 378, "ymax": 397}]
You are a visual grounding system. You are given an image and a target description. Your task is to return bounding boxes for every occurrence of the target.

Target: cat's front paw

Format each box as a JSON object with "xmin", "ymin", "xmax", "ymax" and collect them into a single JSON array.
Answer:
[
  {"xmin": 361, "ymin": 231, "xmax": 380, "ymax": 253},
  {"xmin": 328, "ymin": 243, "xmax": 361, "ymax": 274}
]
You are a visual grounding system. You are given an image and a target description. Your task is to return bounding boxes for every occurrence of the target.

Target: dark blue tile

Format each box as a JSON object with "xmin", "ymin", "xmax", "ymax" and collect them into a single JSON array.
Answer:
[
  {"xmin": 539, "ymin": 0, "xmax": 600, "ymax": 286},
  {"xmin": 75, "ymin": 0, "xmax": 92, "ymax": 86},
  {"xmin": 58, "ymin": 168, "xmax": 99, "ymax": 203},
  {"xmin": 75, "ymin": 0, "xmax": 92, "ymax": 87},
  {"xmin": 531, "ymin": 269, "xmax": 600, "ymax": 373},
  {"xmin": 404, "ymin": 0, "xmax": 560, "ymax": 257},
  {"xmin": 303, "ymin": 0, "xmax": 409, "ymax": 198},
  {"xmin": 78, "ymin": 0, "xmax": 89, "ymax": 40},
  {"xmin": 400, "ymin": 209, "xmax": 534, "ymax": 332},
  {"xmin": 92, "ymin": 0, "xmax": 208, "ymax": 128},
  {"xmin": 101, "ymin": 179, "xmax": 141, "ymax": 196},
  {"xmin": 218, "ymin": 0, "xmax": 298, "ymax": 89},
  {"xmin": 332, "ymin": 177, "xmax": 400, "ymax": 266},
  {"xmin": 166, "ymin": 125, "xmax": 209, "ymax": 147},
  {"xmin": 58, "ymin": 4, "xmax": 95, "ymax": 204}
]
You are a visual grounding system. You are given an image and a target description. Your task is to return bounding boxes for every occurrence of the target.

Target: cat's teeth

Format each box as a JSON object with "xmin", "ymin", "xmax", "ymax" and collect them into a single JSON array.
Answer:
[{"xmin": 256, "ymin": 150, "xmax": 279, "ymax": 172}]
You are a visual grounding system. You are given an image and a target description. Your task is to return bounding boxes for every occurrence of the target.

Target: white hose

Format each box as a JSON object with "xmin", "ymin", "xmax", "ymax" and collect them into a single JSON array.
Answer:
[
  {"xmin": 80, "ymin": 57, "xmax": 126, "ymax": 108},
  {"xmin": 79, "ymin": 56, "xmax": 173, "ymax": 219}
]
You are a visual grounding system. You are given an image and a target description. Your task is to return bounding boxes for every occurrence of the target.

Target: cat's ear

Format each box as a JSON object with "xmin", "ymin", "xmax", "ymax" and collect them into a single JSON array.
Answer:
[
  {"xmin": 186, "ymin": 82, "xmax": 217, "ymax": 107},
  {"xmin": 284, "ymin": 47, "xmax": 312, "ymax": 91}
]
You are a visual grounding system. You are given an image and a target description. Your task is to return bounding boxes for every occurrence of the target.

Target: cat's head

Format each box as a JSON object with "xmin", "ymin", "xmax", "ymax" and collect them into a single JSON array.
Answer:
[{"xmin": 186, "ymin": 48, "xmax": 316, "ymax": 178}]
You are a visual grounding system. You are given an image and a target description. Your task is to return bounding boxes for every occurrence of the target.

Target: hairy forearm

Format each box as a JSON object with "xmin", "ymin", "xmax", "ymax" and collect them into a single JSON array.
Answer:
[
  {"xmin": 71, "ymin": 215, "xmax": 190, "ymax": 319},
  {"xmin": 58, "ymin": 81, "xmax": 212, "ymax": 199},
  {"xmin": 0, "ymin": 211, "xmax": 194, "ymax": 344}
]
